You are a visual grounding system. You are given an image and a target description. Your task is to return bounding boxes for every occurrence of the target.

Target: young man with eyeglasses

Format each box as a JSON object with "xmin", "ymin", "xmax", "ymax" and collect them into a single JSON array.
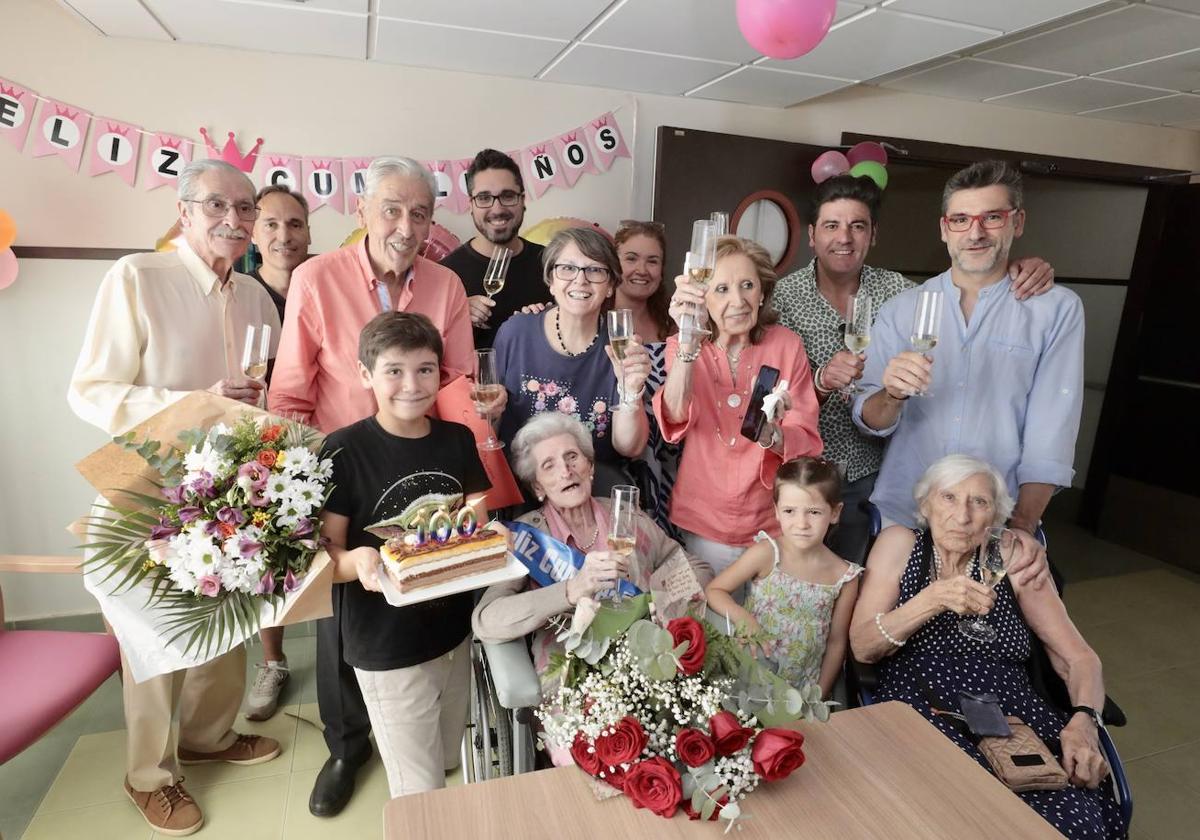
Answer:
[
  {"xmin": 853, "ymin": 160, "xmax": 1084, "ymax": 552},
  {"xmin": 440, "ymin": 148, "xmax": 548, "ymax": 349}
]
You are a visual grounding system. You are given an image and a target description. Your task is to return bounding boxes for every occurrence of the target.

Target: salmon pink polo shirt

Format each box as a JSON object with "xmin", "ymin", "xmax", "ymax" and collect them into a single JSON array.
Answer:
[{"xmin": 268, "ymin": 239, "xmax": 474, "ymax": 434}]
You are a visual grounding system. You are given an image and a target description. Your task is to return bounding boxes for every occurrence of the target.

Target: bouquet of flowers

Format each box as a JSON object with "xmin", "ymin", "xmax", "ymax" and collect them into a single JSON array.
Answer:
[
  {"xmin": 83, "ymin": 413, "xmax": 334, "ymax": 658},
  {"xmin": 538, "ymin": 595, "xmax": 830, "ymax": 830}
]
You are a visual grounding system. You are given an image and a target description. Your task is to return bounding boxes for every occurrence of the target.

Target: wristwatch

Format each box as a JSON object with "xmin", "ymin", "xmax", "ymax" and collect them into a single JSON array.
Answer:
[{"xmin": 1069, "ymin": 705, "xmax": 1103, "ymax": 727}]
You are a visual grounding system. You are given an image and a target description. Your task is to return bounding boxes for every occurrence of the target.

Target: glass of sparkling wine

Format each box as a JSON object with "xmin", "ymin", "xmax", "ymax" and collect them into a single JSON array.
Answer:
[
  {"xmin": 959, "ymin": 526, "xmax": 1017, "ymax": 643},
  {"xmin": 607, "ymin": 308, "xmax": 634, "ymax": 408},
  {"xmin": 242, "ymin": 324, "xmax": 271, "ymax": 405},
  {"xmin": 681, "ymin": 219, "xmax": 716, "ymax": 339},
  {"xmin": 709, "ymin": 210, "xmax": 729, "ymax": 237},
  {"xmin": 483, "ymin": 246, "xmax": 511, "ymax": 304},
  {"xmin": 472, "ymin": 349, "xmax": 505, "ymax": 451},
  {"xmin": 909, "ymin": 289, "xmax": 943, "ymax": 397},
  {"xmin": 607, "ymin": 485, "xmax": 640, "ymax": 604},
  {"xmin": 841, "ymin": 291, "xmax": 872, "ymax": 396}
]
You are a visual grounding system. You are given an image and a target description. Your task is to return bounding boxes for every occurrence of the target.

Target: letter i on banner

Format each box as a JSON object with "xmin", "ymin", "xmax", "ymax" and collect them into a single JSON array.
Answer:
[
  {"xmin": 88, "ymin": 117, "xmax": 141, "ymax": 186},
  {"xmin": 423, "ymin": 160, "xmax": 453, "ymax": 209},
  {"xmin": 302, "ymin": 157, "xmax": 343, "ymax": 213},
  {"xmin": 342, "ymin": 158, "xmax": 372, "ymax": 212},
  {"xmin": 0, "ymin": 77, "xmax": 37, "ymax": 152},
  {"xmin": 521, "ymin": 142, "xmax": 568, "ymax": 199},
  {"xmin": 259, "ymin": 153, "xmax": 299, "ymax": 191},
  {"xmin": 447, "ymin": 158, "xmax": 473, "ymax": 214},
  {"xmin": 554, "ymin": 129, "xmax": 597, "ymax": 188},
  {"xmin": 585, "ymin": 111, "xmax": 631, "ymax": 174},
  {"xmin": 29, "ymin": 97, "xmax": 92, "ymax": 172},
  {"xmin": 143, "ymin": 132, "xmax": 193, "ymax": 191}
]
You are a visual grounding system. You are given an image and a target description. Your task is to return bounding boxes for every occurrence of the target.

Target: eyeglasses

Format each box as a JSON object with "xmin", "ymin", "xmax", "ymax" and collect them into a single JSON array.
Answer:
[
  {"xmin": 942, "ymin": 208, "xmax": 1017, "ymax": 233},
  {"xmin": 470, "ymin": 190, "xmax": 524, "ymax": 209},
  {"xmin": 184, "ymin": 196, "xmax": 260, "ymax": 221},
  {"xmin": 552, "ymin": 263, "xmax": 612, "ymax": 283}
]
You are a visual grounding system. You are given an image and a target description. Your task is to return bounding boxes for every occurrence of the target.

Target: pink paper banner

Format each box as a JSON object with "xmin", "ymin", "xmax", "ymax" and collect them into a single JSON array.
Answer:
[
  {"xmin": 424, "ymin": 159, "xmax": 454, "ymax": 210},
  {"xmin": 0, "ymin": 77, "xmax": 37, "ymax": 152},
  {"xmin": 521, "ymin": 141, "xmax": 569, "ymax": 199},
  {"xmin": 29, "ymin": 97, "xmax": 91, "ymax": 172},
  {"xmin": 142, "ymin": 132, "xmax": 193, "ymax": 192},
  {"xmin": 302, "ymin": 157, "xmax": 344, "ymax": 213},
  {"xmin": 447, "ymin": 157, "xmax": 473, "ymax": 214},
  {"xmin": 259, "ymin": 153, "xmax": 300, "ymax": 192},
  {"xmin": 88, "ymin": 117, "xmax": 141, "ymax": 187},
  {"xmin": 342, "ymin": 158, "xmax": 372, "ymax": 210},
  {"xmin": 554, "ymin": 129, "xmax": 597, "ymax": 187},
  {"xmin": 585, "ymin": 112, "xmax": 630, "ymax": 174}
]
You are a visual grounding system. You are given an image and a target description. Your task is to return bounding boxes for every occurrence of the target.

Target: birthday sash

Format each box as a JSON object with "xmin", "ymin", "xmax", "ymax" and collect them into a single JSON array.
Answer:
[{"xmin": 504, "ymin": 520, "xmax": 641, "ymax": 600}]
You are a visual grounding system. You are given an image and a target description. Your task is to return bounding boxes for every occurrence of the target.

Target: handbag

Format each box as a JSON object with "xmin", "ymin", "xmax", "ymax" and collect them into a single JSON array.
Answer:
[{"xmin": 974, "ymin": 715, "xmax": 1070, "ymax": 792}]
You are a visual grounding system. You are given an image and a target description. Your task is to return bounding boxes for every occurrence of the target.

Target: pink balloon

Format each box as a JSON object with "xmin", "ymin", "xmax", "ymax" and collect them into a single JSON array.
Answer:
[
  {"xmin": 420, "ymin": 221, "xmax": 462, "ymax": 263},
  {"xmin": 847, "ymin": 141, "xmax": 888, "ymax": 167},
  {"xmin": 0, "ymin": 248, "xmax": 16, "ymax": 291},
  {"xmin": 736, "ymin": 0, "xmax": 838, "ymax": 60},
  {"xmin": 811, "ymin": 150, "xmax": 850, "ymax": 184}
]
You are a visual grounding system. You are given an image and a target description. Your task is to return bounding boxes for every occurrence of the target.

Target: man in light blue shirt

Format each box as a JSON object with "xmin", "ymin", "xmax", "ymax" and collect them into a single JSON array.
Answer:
[{"xmin": 852, "ymin": 160, "xmax": 1084, "ymax": 538}]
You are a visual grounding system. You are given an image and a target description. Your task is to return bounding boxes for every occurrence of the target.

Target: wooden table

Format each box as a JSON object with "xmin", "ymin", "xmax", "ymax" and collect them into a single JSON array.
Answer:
[{"xmin": 384, "ymin": 701, "xmax": 1061, "ymax": 839}]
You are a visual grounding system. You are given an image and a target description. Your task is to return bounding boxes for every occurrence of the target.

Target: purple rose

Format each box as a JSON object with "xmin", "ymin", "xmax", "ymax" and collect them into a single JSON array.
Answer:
[
  {"xmin": 254, "ymin": 571, "xmax": 276, "ymax": 596},
  {"xmin": 292, "ymin": 518, "xmax": 314, "ymax": 537},
  {"xmin": 238, "ymin": 536, "xmax": 264, "ymax": 558},
  {"xmin": 149, "ymin": 518, "xmax": 180, "ymax": 540},
  {"xmin": 283, "ymin": 569, "xmax": 300, "ymax": 593},
  {"xmin": 198, "ymin": 575, "xmax": 221, "ymax": 597},
  {"xmin": 190, "ymin": 471, "xmax": 216, "ymax": 498},
  {"xmin": 217, "ymin": 506, "xmax": 246, "ymax": 527},
  {"xmin": 177, "ymin": 506, "xmax": 203, "ymax": 524},
  {"xmin": 161, "ymin": 485, "xmax": 186, "ymax": 505}
]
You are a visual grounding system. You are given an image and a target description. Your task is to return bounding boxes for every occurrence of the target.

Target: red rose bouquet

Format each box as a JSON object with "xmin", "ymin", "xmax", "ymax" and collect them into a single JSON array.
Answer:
[{"xmin": 539, "ymin": 596, "xmax": 829, "ymax": 829}]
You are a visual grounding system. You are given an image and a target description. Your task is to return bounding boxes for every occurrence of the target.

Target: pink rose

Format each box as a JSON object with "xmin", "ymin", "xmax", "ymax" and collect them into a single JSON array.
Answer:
[{"xmin": 198, "ymin": 575, "xmax": 221, "ymax": 597}]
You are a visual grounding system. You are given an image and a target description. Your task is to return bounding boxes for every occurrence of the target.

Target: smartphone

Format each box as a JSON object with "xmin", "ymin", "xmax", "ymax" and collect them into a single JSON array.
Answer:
[{"xmin": 740, "ymin": 365, "xmax": 781, "ymax": 443}]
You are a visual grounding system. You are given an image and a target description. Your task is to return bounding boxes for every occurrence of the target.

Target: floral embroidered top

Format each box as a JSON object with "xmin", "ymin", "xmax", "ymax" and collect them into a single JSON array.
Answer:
[
  {"xmin": 493, "ymin": 310, "xmax": 619, "ymax": 465},
  {"xmin": 744, "ymin": 531, "xmax": 863, "ymax": 690}
]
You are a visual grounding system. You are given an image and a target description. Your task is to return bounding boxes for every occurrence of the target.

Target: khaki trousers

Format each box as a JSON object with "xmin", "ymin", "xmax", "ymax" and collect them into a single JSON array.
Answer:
[
  {"xmin": 354, "ymin": 637, "xmax": 471, "ymax": 798},
  {"xmin": 122, "ymin": 645, "xmax": 246, "ymax": 791}
]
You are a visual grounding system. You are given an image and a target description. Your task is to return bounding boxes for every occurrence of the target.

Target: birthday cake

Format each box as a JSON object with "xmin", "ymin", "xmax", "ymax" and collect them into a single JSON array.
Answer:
[{"xmin": 367, "ymin": 494, "xmax": 508, "ymax": 593}]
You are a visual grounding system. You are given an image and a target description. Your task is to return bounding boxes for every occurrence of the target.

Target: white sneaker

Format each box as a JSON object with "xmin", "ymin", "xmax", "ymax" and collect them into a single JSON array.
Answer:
[{"xmin": 242, "ymin": 660, "xmax": 289, "ymax": 721}]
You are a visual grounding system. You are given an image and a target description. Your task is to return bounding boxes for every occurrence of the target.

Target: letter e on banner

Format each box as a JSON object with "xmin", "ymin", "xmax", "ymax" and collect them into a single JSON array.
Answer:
[
  {"xmin": 446, "ymin": 158, "xmax": 472, "ymax": 214},
  {"xmin": 89, "ymin": 117, "xmax": 141, "ymax": 186},
  {"xmin": 424, "ymin": 160, "xmax": 453, "ymax": 209},
  {"xmin": 585, "ymin": 111, "xmax": 631, "ymax": 174},
  {"xmin": 0, "ymin": 77, "xmax": 36, "ymax": 152},
  {"xmin": 30, "ymin": 97, "xmax": 92, "ymax": 172}
]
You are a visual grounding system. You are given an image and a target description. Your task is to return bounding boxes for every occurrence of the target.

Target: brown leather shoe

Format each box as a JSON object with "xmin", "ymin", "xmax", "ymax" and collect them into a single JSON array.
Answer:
[
  {"xmin": 178, "ymin": 733, "xmax": 282, "ymax": 766},
  {"xmin": 124, "ymin": 777, "xmax": 203, "ymax": 836}
]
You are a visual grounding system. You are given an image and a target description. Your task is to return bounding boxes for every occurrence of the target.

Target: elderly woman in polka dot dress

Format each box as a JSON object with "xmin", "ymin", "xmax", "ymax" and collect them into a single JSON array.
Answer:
[{"xmin": 850, "ymin": 454, "xmax": 1121, "ymax": 839}]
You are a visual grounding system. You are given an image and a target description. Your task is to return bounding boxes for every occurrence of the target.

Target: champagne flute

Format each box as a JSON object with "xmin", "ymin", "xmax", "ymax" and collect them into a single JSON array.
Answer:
[
  {"xmin": 483, "ymin": 246, "xmax": 511, "ymax": 302},
  {"xmin": 242, "ymin": 324, "xmax": 271, "ymax": 406},
  {"xmin": 680, "ymin": 220, "xmax": 716, "ymax": 339},
  {"xmin": 472, "ymin": 349, "xmax": 505, "ymax": 451},
  {"xmin": 908, "ymin": 289, "xmax": 943, "ymax": 397},
  {"xmin": 607, "ymin": 308, "xmax": 634, "ymax": 408},
  {"xmin": 958, "ymin": 527, "xmax": 1017, "ymax": 643},
  {"xmin": 709, "ymin": 210, "xmax": 729, "ymax": 237},
  {"xmin": 841, "ymin": 291, "xmax": 872, "ymax": 396},
  {"xmin": 607, "ymin": 485, "xmax": 640, "ymax": 604}
]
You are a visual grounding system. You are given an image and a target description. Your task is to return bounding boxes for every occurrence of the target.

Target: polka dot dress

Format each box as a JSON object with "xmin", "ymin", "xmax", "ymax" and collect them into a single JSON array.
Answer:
[{"xmin": 876, "ymin": 531, "xmax": 1124, "ymax": 839}]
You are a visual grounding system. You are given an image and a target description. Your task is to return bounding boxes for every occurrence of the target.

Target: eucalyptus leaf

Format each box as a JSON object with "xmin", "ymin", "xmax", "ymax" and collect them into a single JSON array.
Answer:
[{"xmin": 701, "ymin": 795, "xmax": 718, "ymax": 821}]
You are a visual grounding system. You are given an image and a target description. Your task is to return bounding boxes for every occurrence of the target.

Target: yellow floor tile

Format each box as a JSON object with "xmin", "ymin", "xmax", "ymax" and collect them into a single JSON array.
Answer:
[
  {"xmin": 280, "ymin": 762, "xmax": 391, "ymax": 840},
  {"xmin": 21, "ymin": 799, "xmax": 154, "ymax": 840},
  {"xmin": 178, "ymin": 703, "xmax": 300, "ymax": 788},
  {"xmin": 152, "ymin": 773, "xmax": 291, "ymax": 840},
  {"xmin": 288, "ymin": 704, "xmax": 330, "ymax": 773},
  {"xmin": 36, "ymin": 730, "xmax": 128, "ymax": 813}
]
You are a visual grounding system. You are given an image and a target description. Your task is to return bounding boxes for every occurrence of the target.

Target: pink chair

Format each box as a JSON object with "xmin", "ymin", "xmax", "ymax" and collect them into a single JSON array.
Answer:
[{"xmin": 0, "ymin": 555, "xmax": 120, "ymax": 764}]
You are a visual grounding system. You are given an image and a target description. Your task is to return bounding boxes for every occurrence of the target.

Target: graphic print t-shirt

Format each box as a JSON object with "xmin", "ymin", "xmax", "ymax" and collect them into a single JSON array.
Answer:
[{"xmin": 323, "ymin": 417, "xmax": 490, "ymax": 670}]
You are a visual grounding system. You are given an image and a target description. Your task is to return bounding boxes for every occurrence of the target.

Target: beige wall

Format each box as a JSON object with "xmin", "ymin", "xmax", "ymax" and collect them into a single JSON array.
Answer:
[{"xmin": 3, "ymin": 0, "xmax": 1198, "ymax": 619}]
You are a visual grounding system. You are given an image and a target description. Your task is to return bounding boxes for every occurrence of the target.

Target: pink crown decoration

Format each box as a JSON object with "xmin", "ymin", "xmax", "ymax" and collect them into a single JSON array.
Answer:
[
  {"xmin": 269, "ymin": 156, "xmax": 290, "ymax": 168},
  {"xmin": 199, "ymin": 127, "xmax": 264, "ymax": 173},
  {"xmin": 161, "ymin": 136, "xmax": 183, "ymax": 149},
  {"xmin": 55, "ymin": 105, "xmax": 80, "ymax": 121},
  {"xmin": 106, "ymin": 122, "xmax": 131, "ymax": 136},
  {"xmin": 312, "ymin": 159, "xmax": 334, "ymax": 170},
  {"xmin": 532, "ymin": 144, "xmax": 548, "ymax": 156},
  {"xmin": 0, "ymin": 84, "xmax": 22, "ymax": 100},
  {"xmin": 562, "ymin": 131, "xmax": 578, "ymax": 142},
  {"xmin": 592, "ymin": 116, "xmax": 610, "ymax": 129}
]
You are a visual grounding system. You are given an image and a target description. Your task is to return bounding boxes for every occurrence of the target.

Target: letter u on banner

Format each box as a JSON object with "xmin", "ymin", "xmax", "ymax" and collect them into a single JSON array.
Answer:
[
  {"xmin": 29, "ymin": 97, "xmax": 92, "ymax": 172},
  {"xmin": 88, "ymin": 117, "xmax": 141, "ymax": 186},
  {"xmin": 585, "ymin": 111, "xmax": 631, "ymax": 174},
  {"xmin": 302, "ymin": 157, "xmax": 343, "ymax": 213},
  {"xmin": 0, "ymin": 77, "xmax": 37, "ymax": 152}
]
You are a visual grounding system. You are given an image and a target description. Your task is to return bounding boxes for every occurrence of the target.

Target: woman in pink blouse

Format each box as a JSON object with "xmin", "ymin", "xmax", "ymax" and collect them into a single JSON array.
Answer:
[{"xmin": 653, "ymin": 236, "xmax": 822, "ymax": 598}]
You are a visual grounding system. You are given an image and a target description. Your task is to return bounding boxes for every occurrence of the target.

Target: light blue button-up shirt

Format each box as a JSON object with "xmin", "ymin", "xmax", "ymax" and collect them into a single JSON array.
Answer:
[{"xmin": 851, "ymin": 270, "xmax": 1085, "ymax": 528}]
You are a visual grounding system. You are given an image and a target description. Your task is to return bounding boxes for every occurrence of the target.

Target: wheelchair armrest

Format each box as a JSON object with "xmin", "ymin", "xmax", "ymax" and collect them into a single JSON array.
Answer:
[
  {"xmin": 1102, "ymin": 696, "xmax": 1127, "ymax": 728},
  {"xmin": 481, "ymin": 638, "xmax": 543, "ymax": 711},
  {"xmin": 849, "ymin": 654, "xmax": 879, "ymax": 694}
]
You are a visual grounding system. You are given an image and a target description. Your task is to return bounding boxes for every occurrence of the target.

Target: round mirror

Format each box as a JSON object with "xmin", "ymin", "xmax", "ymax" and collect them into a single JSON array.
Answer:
[{"xmin": 730, "ymin": 190, "xmax": 800, "ymax": 272}]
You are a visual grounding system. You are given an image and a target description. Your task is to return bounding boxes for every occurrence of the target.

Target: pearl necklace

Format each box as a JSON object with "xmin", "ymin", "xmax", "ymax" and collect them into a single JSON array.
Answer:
[
  {"xmin": 573, "ymin": 519, "xmax": 600, "ymax": 550},
  {"xmin": 931, "ymin": 544, "xmax": 978, "ymax": 581},
  {"xmin": 554, "ymin": 308, "xmax": 598, "ymax": 357}
]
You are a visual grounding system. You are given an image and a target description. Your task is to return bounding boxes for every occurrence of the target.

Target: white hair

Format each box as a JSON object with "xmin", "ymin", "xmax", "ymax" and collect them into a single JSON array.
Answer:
[
  {"xmin": 510, "ymin": 413, "xmax": 595, "ymax": 486},
  {"xmin": 177, "ymin": 159, "xmax": 254, "ymax": 202},
  {"xmin": 913, "ymin": 454, "xmax": 1014, "ymax": 528},
  {"xmin": 363, "ymin": 156, "xmax": 437, "ymax": 204}
]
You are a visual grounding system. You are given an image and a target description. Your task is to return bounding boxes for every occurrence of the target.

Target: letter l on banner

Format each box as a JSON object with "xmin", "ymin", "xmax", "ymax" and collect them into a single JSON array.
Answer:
[{"xmin": 29, "ymin": 97, "xmax": 92, "ymax": 172}]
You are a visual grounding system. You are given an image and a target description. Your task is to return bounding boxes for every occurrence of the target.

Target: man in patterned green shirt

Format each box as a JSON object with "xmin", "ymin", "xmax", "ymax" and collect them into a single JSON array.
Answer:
[{"xmin": 775, "ymin": 174, "xmax": 1054, "ymax": 562}]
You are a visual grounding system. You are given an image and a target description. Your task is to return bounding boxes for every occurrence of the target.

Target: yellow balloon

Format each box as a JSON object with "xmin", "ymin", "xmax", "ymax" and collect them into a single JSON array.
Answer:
[
  {"xmin": 155, "ymin": 219, "xmax": 182, "ymax": 252},
  {"xmin": 342, "ymin": 227, "xmax": 367, "ymax": 248},
  {"xmin": 0, "ymin": 209, "xmax": 16, "ymax": 251},
  {"xmin": 523, "ymin": 217, "xmax": 612, "ymax": 247}
]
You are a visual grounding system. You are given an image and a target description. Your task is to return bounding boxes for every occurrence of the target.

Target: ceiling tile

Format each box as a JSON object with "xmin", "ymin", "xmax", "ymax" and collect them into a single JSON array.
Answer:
[
  {"xmin": 61, "ymin": 0, "xmax": 172, "ymax": 39},
  {"xmin": 373, "ymin": 18, "xmax": 567, "ymax": 77},
  {"xmin": 1096, "ymin": 48, "xmax": 1200, "ymax": 93},
  {"xmin": 883, "ymin": 58, "xmax": 1072, "ymax": 101},
  {"xmin": 224, "ymin": 0, "xmax": 367, "ymax": 11},
  {"xmin": 1083, "ymin": 93, "xmax": 1200, "ymax": 124},
  {"xmin": 882, "ymin": 0, "xmax": 1109, "ymax": 33},
  {"xmin": 986, "ymin": 77, "xmax": 1172, "ymax": 113},
  {"xmin": 689, "ymin": 67, "xmax": 851, "ymax": 108},
  {"xmin": 977, "ymin": 5, "xmax": 1200, "ymax": 76},
  {"xmin": 586, "ymin": 0, "xmax": 759, "ymax": 63},
  {"xmin": 541, "ymin": 44, "xmax": 734, "ymax": 96},
  {"xmin": 759, "ymin": 10, "xmax": 998, "ymax": 81},
  {"xmin": 144, "ymin": 0, "xmax": 367, "ymax": 58},
  {"xmin": 376, "ymin": 0, "xmax": 611, "ymax": 40}
]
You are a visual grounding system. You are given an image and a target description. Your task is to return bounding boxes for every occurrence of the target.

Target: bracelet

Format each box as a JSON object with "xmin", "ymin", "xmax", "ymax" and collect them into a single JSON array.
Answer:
[
  {"xmin": 620, "ymin": 385, "xmax": 646, "ymax": 407},
  {"xmin": 875, "ymin": 612, "xmax": 905, "ymax": 647},
  {"xmin": 813, "ymin": 364, "xmax": 833, "ymax": 396},
  {"xmin": 676, "ymin": 346, "xmax": 701, "ymax": 364},
  {"xmin": 1069, "ymin": 705, "xmax": 1102, "ymax": 728},
  {"xmin": 757, "ymin": 424, "xmax": 779, "ymax": 451}
]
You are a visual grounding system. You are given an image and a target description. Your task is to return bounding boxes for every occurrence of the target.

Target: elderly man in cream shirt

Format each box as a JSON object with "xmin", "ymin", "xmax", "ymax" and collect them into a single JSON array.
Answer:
[{"xmin": 68, "ymin": 159, "xmax": 283, "ymax": 836}]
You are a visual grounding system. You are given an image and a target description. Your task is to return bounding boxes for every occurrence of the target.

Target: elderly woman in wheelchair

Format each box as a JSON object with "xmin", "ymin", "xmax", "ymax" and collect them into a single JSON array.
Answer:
[
  {"xmin": 849, "ymin": 454, "xmax": 1123, "ymax": 838},
  {"xmin": 472, "ymin": 413, "xmax": 712, "ymax": 696}
]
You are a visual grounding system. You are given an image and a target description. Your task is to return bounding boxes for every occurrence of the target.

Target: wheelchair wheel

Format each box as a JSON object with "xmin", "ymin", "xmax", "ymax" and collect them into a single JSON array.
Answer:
[{"xmin": 467, "ymin": 640, "xmax": 515, "ymax": 780}]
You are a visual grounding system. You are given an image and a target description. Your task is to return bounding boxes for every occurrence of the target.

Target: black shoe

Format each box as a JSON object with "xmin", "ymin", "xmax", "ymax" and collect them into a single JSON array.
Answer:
[{"xmin": 308, "ymin": 751, "xmax": 369, "ymax": 817}]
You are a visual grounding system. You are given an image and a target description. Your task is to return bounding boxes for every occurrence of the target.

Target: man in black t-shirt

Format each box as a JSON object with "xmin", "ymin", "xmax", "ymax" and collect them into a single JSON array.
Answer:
[
  {"xmin": 319, "ymin": 311, "xmax": 491, "ymax": 799},
  {"xmin": 441, "ymin": 149, "xmax": 547, "ymax": 349}
]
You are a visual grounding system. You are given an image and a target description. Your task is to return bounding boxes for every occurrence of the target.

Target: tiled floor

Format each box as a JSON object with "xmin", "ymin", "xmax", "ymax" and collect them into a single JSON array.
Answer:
[{"xmin": 3, "ymin": 514, "xmax": 1199, "ymax": 839}]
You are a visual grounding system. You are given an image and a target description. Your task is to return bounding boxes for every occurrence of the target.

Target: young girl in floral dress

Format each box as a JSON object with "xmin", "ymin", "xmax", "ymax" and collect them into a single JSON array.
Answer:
[{"xmin": 705, "ymin": 457, "xmax": 862, "ymax": 698}]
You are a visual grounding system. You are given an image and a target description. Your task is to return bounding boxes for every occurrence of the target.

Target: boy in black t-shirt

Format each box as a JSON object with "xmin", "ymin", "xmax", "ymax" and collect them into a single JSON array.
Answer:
[{"xmin": 320, "ymin": 311, "xmax": 491, "ymax": 797}]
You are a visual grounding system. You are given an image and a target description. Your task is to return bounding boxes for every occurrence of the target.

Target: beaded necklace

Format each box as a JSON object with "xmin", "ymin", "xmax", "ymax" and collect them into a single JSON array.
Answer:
[
  {"xmin": 553, "ymin": 308, "xmax": 599, "ymax": 357},
  {"xmin": 712, "ymin": 340, "xmax": 752, "ymax": 448}
]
